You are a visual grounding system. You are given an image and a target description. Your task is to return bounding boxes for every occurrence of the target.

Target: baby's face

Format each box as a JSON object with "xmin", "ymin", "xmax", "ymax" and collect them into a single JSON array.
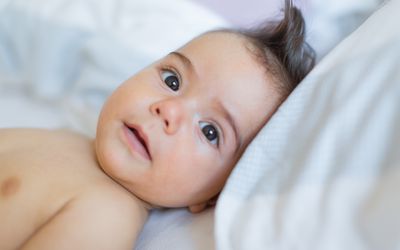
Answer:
[{"xmin": 95, "ymin": 32, "xmax": 281, "ymax": 207}]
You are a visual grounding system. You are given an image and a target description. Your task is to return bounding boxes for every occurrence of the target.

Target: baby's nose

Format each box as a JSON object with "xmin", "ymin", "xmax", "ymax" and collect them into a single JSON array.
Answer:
[{"xmin": 150, "ymin": 98, "xmax": 186, "ymax": 134}]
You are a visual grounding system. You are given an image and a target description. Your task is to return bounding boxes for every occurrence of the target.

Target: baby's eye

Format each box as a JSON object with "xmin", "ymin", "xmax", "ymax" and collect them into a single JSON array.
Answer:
[
  {"xmin": 161, "ymin": 69, "xmax": 180, "ymax": 91},
  {"xmin": 199, "ymin": 121, "xmax": 219, "ymax": 146}
]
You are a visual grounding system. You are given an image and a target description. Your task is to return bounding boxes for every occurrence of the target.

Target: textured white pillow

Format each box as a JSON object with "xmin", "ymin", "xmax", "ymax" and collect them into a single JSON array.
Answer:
[{"xmin": 216, "ymin": 0, "xmax": 400, "ymax": 249}]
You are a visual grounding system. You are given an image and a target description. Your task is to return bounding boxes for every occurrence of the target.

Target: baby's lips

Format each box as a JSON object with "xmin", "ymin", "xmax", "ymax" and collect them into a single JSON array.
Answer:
[{"xmin": 124, "ymin": 123, "xmax": 152, "ymax": 161}]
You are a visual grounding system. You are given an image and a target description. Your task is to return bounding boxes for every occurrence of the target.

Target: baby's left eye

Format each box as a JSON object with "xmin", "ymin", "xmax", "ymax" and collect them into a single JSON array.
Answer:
[
  {"xmin": 161, "ymin": 69, "xmax": 180, "ymax": 91},
  {"xmin": 199, "ymin": 121, "xmax": 219, "ymax": 146}
]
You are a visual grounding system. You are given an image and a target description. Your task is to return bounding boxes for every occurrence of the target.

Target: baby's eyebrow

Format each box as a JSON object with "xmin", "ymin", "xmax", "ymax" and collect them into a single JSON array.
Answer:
[{"xmin": 168, "ymin": 51, "xmax": 195, "ymax": 73}]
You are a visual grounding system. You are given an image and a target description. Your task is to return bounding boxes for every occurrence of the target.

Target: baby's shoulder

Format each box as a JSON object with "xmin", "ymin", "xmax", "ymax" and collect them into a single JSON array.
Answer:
[
  {"xmin": 0, "ymin": 127, "xmax": 65, "ymax": 136},
  {"xmin": 20, "ymin": 184, "xmax": 148, "ymax": 249},
  {"xmin": 63, "ymin": 183, "xmax": 149, "ymax": 234},
  {"xmin": 0, "ymin": 127, "xmax": 88, "ymax": 145},
  {"xmin": 0, "ymin": 127, "xmax": 91, "ymax": 153}
]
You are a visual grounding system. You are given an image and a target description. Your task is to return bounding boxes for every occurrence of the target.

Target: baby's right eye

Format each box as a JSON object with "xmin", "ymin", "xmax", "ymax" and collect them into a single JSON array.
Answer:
[
  {"xmin": 161, "ymin": 69, "xmax": 180, "ymax": 91},
  {"xmin": 199, "ymin": 121, "xmax": 220, "ymax": 146}
]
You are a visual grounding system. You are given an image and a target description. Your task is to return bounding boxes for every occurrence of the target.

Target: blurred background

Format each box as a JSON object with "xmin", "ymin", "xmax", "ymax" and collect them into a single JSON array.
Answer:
[{"xmin": 192, "ymin": 0, "xmax": 289, "ymax": 28}]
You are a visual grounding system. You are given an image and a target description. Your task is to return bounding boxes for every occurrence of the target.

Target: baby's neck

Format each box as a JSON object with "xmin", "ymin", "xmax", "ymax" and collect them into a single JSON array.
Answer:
[{"xmin": 90, "ymin": 138, "xmax": 156, "ymax": 213}]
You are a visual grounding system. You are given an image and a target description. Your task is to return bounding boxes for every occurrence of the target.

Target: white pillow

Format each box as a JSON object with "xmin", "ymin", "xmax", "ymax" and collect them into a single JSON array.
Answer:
[
  {"xmin": 305, "ymin": 0, "xmax": 384, "ymax": 60},
  {"xmin": 216, "ymin": 0, "xmax": 400, "ymax": 249}
]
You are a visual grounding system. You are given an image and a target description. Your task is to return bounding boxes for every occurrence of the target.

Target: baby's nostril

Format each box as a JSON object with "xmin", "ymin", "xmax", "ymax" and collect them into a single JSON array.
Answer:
[
  {"xmin": 165, "ymin": 120, "xmax": 169, "ymax": 127},
  {"xmin": 156, "ymin": 108, "xmax": 160, "ymax": 115}
]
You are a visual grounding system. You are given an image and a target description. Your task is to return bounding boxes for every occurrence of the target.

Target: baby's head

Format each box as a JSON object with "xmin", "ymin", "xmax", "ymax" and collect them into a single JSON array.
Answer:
[{"xmin": 95, "ymin": 0, "xmax": 314, "ymax": 211}]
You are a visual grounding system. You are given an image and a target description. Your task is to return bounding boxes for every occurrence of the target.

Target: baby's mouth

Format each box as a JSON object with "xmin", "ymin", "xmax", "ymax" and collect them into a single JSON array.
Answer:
[{"xmin": 124, "ymin": 123, "xmax": 152, "ymax": 161}]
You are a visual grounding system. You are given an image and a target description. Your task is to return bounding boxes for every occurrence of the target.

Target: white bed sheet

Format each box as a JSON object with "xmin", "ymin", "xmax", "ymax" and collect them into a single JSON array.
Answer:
[{"xmin": 135, "ymin": 208, "xmax": 215, "ymax": 250}]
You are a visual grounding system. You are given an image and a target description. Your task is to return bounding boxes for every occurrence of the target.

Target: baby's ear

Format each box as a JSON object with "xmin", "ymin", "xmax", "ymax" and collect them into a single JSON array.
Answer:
[
  {"xmin": 188, "ymin": 195, "xmax": 218, "ymax": 213},
  {"xmin": 188, "ymin": 202, "xmax": 208, "ymax": 213}
]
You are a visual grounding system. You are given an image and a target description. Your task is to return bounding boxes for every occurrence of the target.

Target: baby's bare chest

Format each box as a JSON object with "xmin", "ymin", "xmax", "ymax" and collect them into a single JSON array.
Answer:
[{"xmin": 0, "ymin": 129, "xmax": 102, "ymax": 249}]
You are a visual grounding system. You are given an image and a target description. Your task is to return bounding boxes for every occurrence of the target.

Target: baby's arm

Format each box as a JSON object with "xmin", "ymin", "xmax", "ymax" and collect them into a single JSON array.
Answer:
[{"xmin": 20, "ymin": 187, "xmax": 148, "ymax": 250}]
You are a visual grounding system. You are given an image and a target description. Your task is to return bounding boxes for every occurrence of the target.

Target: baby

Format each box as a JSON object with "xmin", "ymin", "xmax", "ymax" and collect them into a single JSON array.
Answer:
[{"xmin": 0, "ymin": 1, "xmax": 314, "ymax": 249}]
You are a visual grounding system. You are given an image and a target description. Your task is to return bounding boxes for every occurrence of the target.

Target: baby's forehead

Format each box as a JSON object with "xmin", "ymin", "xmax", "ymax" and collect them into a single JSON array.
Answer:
[{"xmin": 177, "ymin": 32, "xmax": 264, "ymax": 82}]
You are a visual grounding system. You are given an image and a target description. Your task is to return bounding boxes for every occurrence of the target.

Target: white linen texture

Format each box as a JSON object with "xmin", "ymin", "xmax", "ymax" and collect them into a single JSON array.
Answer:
[{"xmin": 216, "ymin": 0, "xmax": 400, "ymax": 250}]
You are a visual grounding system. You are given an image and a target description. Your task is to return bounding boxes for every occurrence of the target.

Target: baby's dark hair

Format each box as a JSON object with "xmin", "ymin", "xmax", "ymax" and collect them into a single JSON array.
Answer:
[{"xmin": 222, "ymin": 0, "xmax": 315, "ymax": 100}]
